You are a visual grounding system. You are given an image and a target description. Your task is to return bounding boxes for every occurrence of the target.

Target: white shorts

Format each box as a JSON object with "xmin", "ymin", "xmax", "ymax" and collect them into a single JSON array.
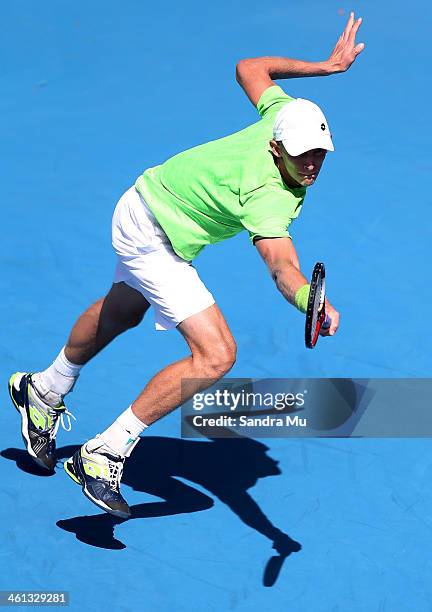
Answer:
[{"xmin": 112, "ymin": 186, "xmax": 215, "ymax": 331}]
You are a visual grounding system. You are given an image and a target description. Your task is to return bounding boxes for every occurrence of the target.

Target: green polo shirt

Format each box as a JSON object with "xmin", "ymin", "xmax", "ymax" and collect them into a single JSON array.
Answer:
[{"xmin": 135, "ymin": 85, "xmax": 306, "ymax": 261}]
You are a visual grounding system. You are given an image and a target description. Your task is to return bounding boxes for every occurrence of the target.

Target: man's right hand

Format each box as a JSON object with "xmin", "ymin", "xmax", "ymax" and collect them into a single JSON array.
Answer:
[
  {"xmin": 327, "ymin": 12, "xmax": 365, "ymax": 73},
  {"xmin": 320, "ymin": 300, "xmax": 340, "ymax": 337},
  {"xmin": 272, "ymin": 531, "xmax": 302, "ymax": 556}
]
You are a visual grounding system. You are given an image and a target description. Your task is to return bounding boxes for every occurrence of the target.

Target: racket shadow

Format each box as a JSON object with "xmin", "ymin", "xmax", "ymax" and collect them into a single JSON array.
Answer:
[{"xmin": 263, "ymin": 554, "xmax": 288, "ymax": 587}]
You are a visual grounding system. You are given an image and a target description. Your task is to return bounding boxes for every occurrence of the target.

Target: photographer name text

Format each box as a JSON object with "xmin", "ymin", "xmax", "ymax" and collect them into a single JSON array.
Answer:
[{"xmin": 191, "ymin": 414, "xmax": 307, "ymax": 428}]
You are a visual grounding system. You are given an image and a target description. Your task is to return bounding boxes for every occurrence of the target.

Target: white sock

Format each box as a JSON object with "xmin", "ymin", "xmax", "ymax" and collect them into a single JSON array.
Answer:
[
  {"xmin": 32, "ymin": 346, "xmax": 83, "ymax": 406},
  {"xmin": 98, "ymin": 406, "xmax": 148, "ymax": 457}
]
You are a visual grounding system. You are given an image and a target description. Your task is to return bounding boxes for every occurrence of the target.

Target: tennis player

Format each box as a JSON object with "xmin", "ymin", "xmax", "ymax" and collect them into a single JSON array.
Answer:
[{"xmin": 9, "ymin": 14, "xmax": 364, "ymax": 518}]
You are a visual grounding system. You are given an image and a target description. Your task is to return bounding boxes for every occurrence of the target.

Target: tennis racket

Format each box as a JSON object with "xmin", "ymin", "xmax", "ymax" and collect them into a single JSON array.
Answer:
[{"xmin": 305, "ymin": 262, "xmax": 331, "ymax": 349}]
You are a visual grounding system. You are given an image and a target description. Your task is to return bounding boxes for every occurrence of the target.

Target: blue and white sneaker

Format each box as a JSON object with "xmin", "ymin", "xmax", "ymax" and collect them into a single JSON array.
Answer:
[
  {"xmin": 64, "ymin": 436, "xmax": 131, "ymax": 519},
  {"xmin": 8, "ymin": 372, "xmax": 75, "ymax": 471}
]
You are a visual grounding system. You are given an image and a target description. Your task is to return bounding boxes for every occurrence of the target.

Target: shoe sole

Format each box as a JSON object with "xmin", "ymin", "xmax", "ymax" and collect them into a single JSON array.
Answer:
[
  {"xmin": 63, "ymin": 458, "xmax": 81, "ymax": 484},
  {"xmin": 64, "ymin": 454, "xmax": 130, "ymax": 519},
  {"xmin": 8, "ymin": 373, "xmax": 53, "ymax": 471}
]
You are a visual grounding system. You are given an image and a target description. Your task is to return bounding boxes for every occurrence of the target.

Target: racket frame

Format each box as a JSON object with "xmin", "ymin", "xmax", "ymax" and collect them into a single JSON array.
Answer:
[{"xmin": 305, "ymin": 262, "xmax": 326, "ymax": 349}]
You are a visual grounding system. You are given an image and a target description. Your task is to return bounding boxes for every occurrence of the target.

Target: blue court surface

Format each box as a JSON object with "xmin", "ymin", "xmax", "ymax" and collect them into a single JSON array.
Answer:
[{"xmin": 1, "ymin": 1, "xmax": 431, "ymax": 610}]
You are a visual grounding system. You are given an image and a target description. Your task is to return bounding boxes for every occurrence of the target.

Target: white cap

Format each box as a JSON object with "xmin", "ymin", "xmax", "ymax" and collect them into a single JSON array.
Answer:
[{"xmin": 273, "ymin": 98, "xmax": 334, "ymax": 156}]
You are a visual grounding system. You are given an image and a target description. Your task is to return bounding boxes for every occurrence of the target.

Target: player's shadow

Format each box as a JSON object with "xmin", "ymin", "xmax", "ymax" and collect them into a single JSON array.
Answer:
[
  {"xmin": 1, "ymin": 447, "xmax": 56, "ymax": 477},
  {"xmin": 2, "ymin": 434, "xmax": 301, "ymax": 586},
  {"xmin": 56, "ymin": 435, "xmax": 299, "ymax": 551}
]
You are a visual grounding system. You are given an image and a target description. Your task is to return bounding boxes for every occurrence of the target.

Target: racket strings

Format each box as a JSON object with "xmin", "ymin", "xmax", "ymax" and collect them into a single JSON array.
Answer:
[{"xmin": 311, "ymin": 277, "xmax": 324, "ymax": 335}]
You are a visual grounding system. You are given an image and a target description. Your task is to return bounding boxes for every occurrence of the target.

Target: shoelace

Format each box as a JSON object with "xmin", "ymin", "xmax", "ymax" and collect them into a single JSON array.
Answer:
[
  {"xmin": 50, "ymin": 408, "xmax": 77, "ymax": 440},
  {"xmin": 86, "ymin": 437, "xmax": 125, "ymax": 491},
  {"xmin": 108, "ymin": 457, "xmax": 125, "ymax": 491}
]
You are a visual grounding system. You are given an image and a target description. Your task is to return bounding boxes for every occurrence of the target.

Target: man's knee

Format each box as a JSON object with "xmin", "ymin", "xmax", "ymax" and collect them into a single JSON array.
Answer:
[
  {"xmin": 179, "ymin": 304, "xmax": 237, "ymax": 378},
  {"xmin": 199, "ymin": 339, "xmax": 237, "ymax": 379}
]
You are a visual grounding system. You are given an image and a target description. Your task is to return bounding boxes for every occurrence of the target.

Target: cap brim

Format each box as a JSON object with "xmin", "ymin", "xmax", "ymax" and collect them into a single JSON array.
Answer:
[{"xmin": 282, "ymin": 136, "xmax": 334, "ymax": 157}]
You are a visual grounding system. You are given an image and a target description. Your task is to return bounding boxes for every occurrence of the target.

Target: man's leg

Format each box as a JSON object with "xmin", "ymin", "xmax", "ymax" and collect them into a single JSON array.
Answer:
[
  {"xmin": 64, "ymin": 303, "xmax": 236, "ymax": 517},
  {"xmin": 32, "ymin": 281, "xmax": 151, "ymax": 401},
  {"xmin": 9, "ymin": 282, "xmax": 150, "ymax": 470},
  {"xmin": 98, "ymin": 302, "xmax": 236, "ymax": 453},
  {"xmin": 131, "ymin": 302, "xmax": 237, "ymax": 424},
  {"xmin": 65, "ymin": 281, "xmax": 151, "ymax": 365}
]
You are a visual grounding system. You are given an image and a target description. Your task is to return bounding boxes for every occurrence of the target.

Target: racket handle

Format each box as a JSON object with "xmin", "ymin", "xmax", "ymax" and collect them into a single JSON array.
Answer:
[{"xmin": 322, "ymin": 315, "xmax": 331, "ymax": 330}]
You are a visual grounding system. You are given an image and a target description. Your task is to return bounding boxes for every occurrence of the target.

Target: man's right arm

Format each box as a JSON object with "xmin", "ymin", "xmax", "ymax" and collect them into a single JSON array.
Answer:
[
  {"xmin": 256, "ymin": 237, "xmax": 308, "ymax": 303},
  {"xmin": 256, "ymin": 237, "xmax": 340, "ymax": 336},
  {"xmin": 236, "ymin": 12, "xmax": 364, "ymax": 106}
]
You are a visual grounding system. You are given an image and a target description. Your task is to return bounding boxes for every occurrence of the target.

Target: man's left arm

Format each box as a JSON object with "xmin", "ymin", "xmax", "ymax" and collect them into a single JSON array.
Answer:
[
  {"xmin": 236, "ymin": 12, "xmax": 364, "ymax": 107},
  {"xmin": 255, "ymin": 237, "xmax": 340, "ymax": 336}
]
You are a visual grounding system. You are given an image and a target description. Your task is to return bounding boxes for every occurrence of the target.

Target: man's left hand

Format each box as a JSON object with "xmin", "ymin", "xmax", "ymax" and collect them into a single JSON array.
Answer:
[{"xmin": 327, "ymin": 12, "xmax": 365, "ymax": 73}]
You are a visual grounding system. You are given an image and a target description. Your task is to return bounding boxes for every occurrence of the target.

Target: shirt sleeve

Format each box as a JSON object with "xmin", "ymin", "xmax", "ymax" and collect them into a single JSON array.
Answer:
[
  {"xmin": 240, "ymin": 185, "xmax": 305, "ymax": 243},
  {"xmin": 256, "ymin": 85, "xmax": 295, "ymax": 119}
]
